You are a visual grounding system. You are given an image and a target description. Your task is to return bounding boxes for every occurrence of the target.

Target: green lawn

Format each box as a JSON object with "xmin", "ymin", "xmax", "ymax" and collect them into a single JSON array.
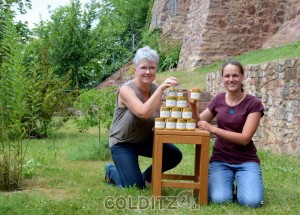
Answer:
[
  {"xmin": 1, "ymin": 41, "xmax": 300, "ymax": 214},
  {"xmin": 155, "ymin": 41, "xmax": 300, "ymax": 90},
  {"xmin": 0, "ymin": 120, "xmax": 299, "ymax": 215}
]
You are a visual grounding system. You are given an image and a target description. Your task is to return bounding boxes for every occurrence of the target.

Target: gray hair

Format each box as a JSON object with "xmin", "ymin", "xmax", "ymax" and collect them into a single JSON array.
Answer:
[{"xmin": 133, "ymin": 46, "xmax": 159, "ymax": 67}]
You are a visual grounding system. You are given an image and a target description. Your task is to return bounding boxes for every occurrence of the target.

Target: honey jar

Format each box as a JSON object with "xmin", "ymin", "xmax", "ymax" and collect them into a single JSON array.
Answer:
[
  {"xmin": 167, "ymin": 89, "xmax": 177, "ymax": 97},
  {"xmin": 176, "ymin": 89, "xmax": 184, "ymax": 97},
  {"xmin": 176, "ymin": 96, "xmax": 188, "ymax": 108},
  {"xmin": 176, "ymin": 119, "xmax": 186, "ymax": 130},
  {"xmin": 190, "ymin": 88, "xmax": 201, "ymax": 100},
  {"xmin": 171, "ymin": 107, "xmax": 182, "ymax": 119},
  {"xmin": 155, "ymin": 118, "xmax": 165, "ymax": 130},
  {"xmin": 166, "ymin": 118, "xmax": 176, "ymax": 130},
  {"xmin": 160, "ymin": 107, "xmax": 170, "ymax": 118},
  {"xmin": 182, "ymin": 108, "xmax": 192, "ymax": 119},
  {"xmin": 165, "ymin": 96, "xmax": 177, "ymax": 108},
  {"xmin": 186, "ymin": 119, "xmax": 196, "ymax": 130}
]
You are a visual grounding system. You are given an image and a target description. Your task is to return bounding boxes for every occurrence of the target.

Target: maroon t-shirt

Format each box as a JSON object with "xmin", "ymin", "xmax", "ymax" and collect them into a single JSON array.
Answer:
[{"xmin": 208, "ymin": 92, "xmax": 264, "ymax": 164}]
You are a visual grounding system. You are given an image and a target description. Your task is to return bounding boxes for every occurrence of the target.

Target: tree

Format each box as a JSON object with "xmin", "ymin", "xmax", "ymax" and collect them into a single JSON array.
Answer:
[
  {"xmin": 73, "ymin": 87, "xmax": 116, "ymax": 145},
  {"xmin": 34, "ymin": 0, "xmax": 100, "ymax": 89}
]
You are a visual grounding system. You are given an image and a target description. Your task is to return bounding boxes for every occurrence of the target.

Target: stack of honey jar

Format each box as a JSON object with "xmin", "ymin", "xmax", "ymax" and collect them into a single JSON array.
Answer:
[{"xmin": 155, "ymin": 88, "xmax": 201, "ymax": 131}]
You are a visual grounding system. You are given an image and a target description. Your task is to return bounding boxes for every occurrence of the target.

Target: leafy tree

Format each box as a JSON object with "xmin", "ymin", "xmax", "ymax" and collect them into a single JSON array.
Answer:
[
  {"xmin": 34, "ymin": 0, "xmax": 101, "ymax": 89},
  {"xmin": 73, "ymin": 86, "xmax": 116, "ymax": 145},
  {"xmin": 22, "ymin": 39, "xmax": 77, "ymax": 138}
]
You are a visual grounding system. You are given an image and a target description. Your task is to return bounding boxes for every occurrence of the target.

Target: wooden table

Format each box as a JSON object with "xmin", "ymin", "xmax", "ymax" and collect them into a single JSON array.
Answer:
[{"xmin": 151, "ymin": 128, "xmax": 210, "ymax": 205}]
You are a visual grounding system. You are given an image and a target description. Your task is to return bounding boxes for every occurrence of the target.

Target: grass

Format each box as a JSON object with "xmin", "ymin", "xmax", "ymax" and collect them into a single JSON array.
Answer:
[
  {"xmin": 1, "ymin": 41, "xmax": 300, "ymax": 214},
  {"xmin": 0, "ymin": 120, "xmax": 299, "ymax": 215},
  {"xmin": 155, "ymin": 41, "xmax": 300, "ymax": 89}
]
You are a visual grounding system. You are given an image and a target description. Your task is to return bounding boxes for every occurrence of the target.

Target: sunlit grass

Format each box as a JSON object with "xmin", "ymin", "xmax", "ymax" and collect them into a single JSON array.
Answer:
[
  {"xmin": 156, "ymin": 41, "xmax": 300, "ymax": 89},
  {"xmin": 1, "ymin": 41, "xmax": 300, "ymax": 214},
  {"xmin": 1, "ymin": 120, "xmax": 299, "ymax": 214}
]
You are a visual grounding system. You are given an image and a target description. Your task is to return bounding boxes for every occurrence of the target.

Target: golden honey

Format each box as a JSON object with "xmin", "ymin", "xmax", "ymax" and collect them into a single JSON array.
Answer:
[
  {"xmin": 155, "ymin": 118, "xmax": 165, "ymax": 129},
  {"xmin": 186, "ymin": 119, "xmax": 196, "ymax": 130}
]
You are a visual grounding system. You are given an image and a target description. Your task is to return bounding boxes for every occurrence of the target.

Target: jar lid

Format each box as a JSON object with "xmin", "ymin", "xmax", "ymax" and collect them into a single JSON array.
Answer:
[
  {"xmin": 187, "ymin": 119, "xmax": 196, "ymax": 122},
  {"xmin": 172, "ymin": 107, "xmax": 182, "ymax": 111},
  {"xmin": 155, "ymin": 118, "xmax": 165, "ymax": 122},
  {"xmin": 166, "ymin": 118, "xmax": 176, "ymax": 122},
  {"xmin": 166, "ymin": 96, "xmax": 176, "ymax": 100},
  {"xmin": 191, "ymin": 88, "xmax": 201, "ymax": 92},
  {"xmin": 177, "ymin": 119, "xmax": 186, "ymax": 123},
  {"xmin": 177, "ymin": 96, "xmax": 187, "ymax": 100},
  {"xmin": 183, "ymin": 108, "xmax": 192, "ymax": 111},
  {"xmin": 160, "ymin": 107, "xmax": 170, "ymax": 111}
]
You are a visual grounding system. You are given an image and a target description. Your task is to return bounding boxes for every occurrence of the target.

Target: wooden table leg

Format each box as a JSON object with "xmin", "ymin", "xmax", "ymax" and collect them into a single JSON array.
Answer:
[
  {"xmin": 152, "ymin": 134, "xmax": 163, "ymax": 199},
  {"xmin": 199, "ymin": 138, "xmax": 209, "ymax": 205},
  {"xmin": 195, "ymin": 144, "xmax": 201, "ymax": 203}
]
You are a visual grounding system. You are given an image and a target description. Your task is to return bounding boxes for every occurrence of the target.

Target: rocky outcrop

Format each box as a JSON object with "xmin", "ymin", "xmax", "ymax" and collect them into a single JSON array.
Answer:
[{"xmin": 263, "ymin": 15, "xmax": 300, "ymax": 48}]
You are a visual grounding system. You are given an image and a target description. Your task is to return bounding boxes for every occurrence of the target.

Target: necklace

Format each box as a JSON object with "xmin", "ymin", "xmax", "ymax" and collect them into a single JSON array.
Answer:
[{"xmin": 227, "ymin": 93, "xmax": 244, "ymax": 115}]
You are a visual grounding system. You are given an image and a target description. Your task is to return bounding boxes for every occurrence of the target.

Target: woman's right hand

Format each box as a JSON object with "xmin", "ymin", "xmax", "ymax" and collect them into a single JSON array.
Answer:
[{"xmin": 159, "ymin": 77, "xmax": 178, "ymax": 91}]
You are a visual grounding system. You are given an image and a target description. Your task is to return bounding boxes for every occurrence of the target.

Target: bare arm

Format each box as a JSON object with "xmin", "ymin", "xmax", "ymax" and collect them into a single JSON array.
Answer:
[
  {"xmin": 190, "ymin": 100, "xmax": 215, "ymax": 122},
  {"xmin": 119, "ymin": 77, "xmax": 178, "ymax": 119},
  {"xmin": 198, "ymin": 112, "xmax": 262, "ymax": 146}
]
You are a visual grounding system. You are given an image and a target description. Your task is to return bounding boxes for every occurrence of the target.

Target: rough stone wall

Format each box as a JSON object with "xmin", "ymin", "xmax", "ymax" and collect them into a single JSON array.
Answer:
[
  {"xmin": 150, "ymin": 0, "xmax": 300, "ymax": 69},
  {"xmin": 206, "ymin": 58, "xmax": 300, "ymax": 155},
  {"xmin": 179, "ymin": 0, "xmax": 300, "ymax": 69},
  {"xmin": 150, "ymin": 0, "xmax": 191, "ymax": 41}
]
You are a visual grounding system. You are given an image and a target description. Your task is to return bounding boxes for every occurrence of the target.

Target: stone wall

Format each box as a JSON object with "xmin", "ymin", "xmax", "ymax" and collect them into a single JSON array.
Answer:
[
  {"xmin": 206, "ymin": 58, "xmax": 300, "ymax": 155},
  {"xmin": 150, "ymin": 0, "xmax": 300, "ymax": 69},
  {"xmin": 150, "ymin": 0, "xmax": 191, "ymax": 41}
]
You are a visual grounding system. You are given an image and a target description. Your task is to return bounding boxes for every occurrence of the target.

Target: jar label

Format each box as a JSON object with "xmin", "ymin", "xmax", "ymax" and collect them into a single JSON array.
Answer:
[
  {"xmin": 177, "ymin": 92, "xmax": 184, "ymax": 97},
  {"xmin": 177, "ymin": 100, "xmax": 187, "ymax": 108},
  {"xmin": 166, "ymin": 122, "xmax": 176, "ymax": 129},
  {"xmin": 191, "ymin": 92, "xmax": 200, "ymax": 100},
  {"xmin": 160, "ymin": 110, "xmax": 170, "ymax": 118},
  {"xmin": 186, "ymin": 122, "xmax": 196, "ymax": 130},
  {"xmin": 155, "ymin": 121, "xmax": 165, "ymax": 129},
  {"xmin": 182, "ymin": 111, "xmax": 192, "ymax": 119},
  {"xmin": 176, "ymin": 122, "xmax": 186, "ymax": 130},
  {"xmin": 166, "ymin": 100, "xmax": 176, "ymax": 107},
  {"xmin": 171, "ymin": 111, "xmax": 182, "ymax": 118},
  {"xmin": 167, "ymin": 91, "xmax": 176, "ymax": 96}
]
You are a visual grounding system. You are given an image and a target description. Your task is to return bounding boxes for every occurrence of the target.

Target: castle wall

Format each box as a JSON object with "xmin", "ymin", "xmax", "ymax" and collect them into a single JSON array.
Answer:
[
  {"xmin": 150, "ymin": 0, "xmax": 300, "ymax": 69},
  {"xmin": 206, "ymin": 58, "xmax": 300, "ymax": 155}
]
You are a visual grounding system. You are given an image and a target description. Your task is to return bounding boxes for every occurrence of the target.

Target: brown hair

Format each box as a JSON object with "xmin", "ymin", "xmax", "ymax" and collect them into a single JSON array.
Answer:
[{"xmin": 221, "ymin": 60, "xmax": 244, "ymax": 92}]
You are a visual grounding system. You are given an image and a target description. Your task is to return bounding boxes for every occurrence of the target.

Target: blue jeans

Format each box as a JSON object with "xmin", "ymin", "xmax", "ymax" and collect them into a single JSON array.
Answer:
[
  {"xmin": 208, "ymin": 161, "xmax": 264, "ymax": 208},
  {"xmin": 107, "ymin": 138, "xmax": 182, "ymax": 188}
]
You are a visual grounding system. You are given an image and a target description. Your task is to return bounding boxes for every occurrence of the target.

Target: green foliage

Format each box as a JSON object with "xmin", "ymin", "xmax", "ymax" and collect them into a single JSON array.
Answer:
[
  {"xmin": 0, "ymin": 11, "xmax": 28, "ymax": 191},
  {"xmin": 23, "ymin": 40, "xmax": 76, "ymax": 138},
  {"xmin": 158, "ymin": 40, "xmax": 181, "ymax": 72},
  {"xmin": 31, "ymin": 0, "xmax": 152, "ymax": 89},
  {"xmin": 33, "ymin": 0, "xmax": 101, "ymax": 89},
  {"xmin": 140, "ymin": 29, "xmax": 181, "ymax": 72},
  {"xmin": 73, "ymin": 86, "xmax": 116, "ymax": 146},
  {"xmin": 73, "ymin": 87, "xmax": 116, "ymax": 131}
]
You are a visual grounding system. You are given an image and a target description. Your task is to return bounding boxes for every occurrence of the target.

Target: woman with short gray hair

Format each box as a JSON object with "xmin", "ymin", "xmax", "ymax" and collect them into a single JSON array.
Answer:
[{"xmin": 104, "ymin": 46, "xmax": 182, "ymax": 188}]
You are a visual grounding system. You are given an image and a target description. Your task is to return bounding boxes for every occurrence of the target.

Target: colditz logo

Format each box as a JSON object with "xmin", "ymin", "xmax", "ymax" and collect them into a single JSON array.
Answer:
[{"xmin": 103, "ymin": 190, "xmax": 201, "ymax": 210}]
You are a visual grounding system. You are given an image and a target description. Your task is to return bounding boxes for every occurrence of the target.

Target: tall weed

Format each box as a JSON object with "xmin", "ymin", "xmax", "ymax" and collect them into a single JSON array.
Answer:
[{"xmin": 0, "ymin": 12, "xmax": 28, "ymax": 191}]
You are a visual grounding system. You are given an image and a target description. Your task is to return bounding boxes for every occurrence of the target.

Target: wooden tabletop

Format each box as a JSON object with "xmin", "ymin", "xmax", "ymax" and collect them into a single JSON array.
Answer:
[{"xmin": 154, "ymin": 128, "xmax": 210, "ymax": 136}]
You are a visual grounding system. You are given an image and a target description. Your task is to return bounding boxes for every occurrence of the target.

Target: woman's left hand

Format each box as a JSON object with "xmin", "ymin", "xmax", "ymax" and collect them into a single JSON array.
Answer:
[{"xmin": 198, "ymin": 120, "xmax": 215, "ymax": 133}]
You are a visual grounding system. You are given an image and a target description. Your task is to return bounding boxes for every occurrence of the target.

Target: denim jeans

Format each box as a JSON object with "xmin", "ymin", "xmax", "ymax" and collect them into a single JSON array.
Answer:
[
  {"xmin": 208, "ymin": 161, "xmax": 264, "ymax": 208},
  {"xmin": 107, "ymin": 138, "xmax": 182, "ymax": 188}
]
